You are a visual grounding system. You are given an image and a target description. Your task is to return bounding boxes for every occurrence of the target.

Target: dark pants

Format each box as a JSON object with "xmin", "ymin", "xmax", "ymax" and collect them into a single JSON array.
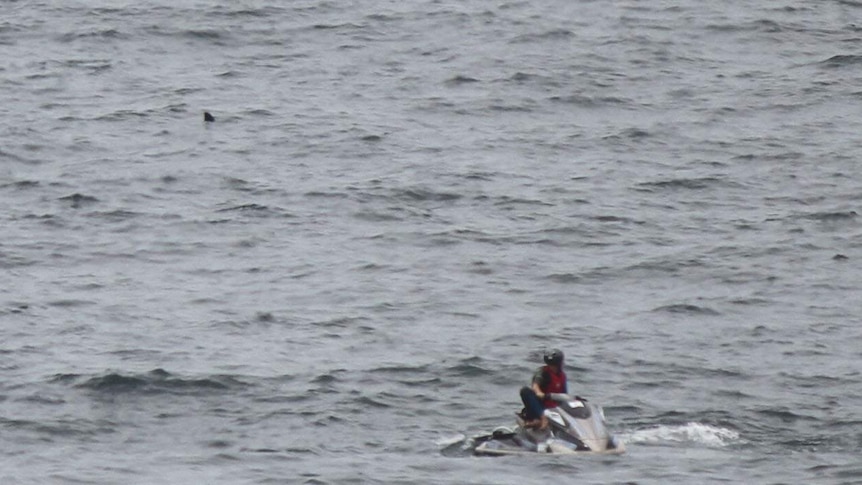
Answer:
[{"xmin": 520, "ymin": 387, "xmax": 544, "ymax": 420}]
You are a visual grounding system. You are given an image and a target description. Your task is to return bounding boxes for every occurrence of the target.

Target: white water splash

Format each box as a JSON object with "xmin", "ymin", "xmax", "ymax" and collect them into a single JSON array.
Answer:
[{"xmin": 624, "ymin": 423, "xmax": 740, "ymax": 448}]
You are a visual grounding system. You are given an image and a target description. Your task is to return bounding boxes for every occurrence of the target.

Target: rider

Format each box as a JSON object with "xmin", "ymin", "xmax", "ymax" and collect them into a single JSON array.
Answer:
[{"xmin": 519, "ymin": 349, "xmax": 567, "ymax": 429}]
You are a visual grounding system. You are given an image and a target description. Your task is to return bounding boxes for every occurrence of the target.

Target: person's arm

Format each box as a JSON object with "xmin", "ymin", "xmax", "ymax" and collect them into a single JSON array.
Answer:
[
  {"xmin": 531, "ymin": 370, "xmax": 550, "ymax": 399},
  {"xmin": 531, "ymin": 381, "xmax": 544, "ymax": 399}
]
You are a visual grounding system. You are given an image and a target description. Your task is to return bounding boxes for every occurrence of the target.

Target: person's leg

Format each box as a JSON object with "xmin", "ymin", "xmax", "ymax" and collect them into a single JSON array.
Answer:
[{"xmin": 519, "ymin": 387, "xmax": 544, "ymax": 420}]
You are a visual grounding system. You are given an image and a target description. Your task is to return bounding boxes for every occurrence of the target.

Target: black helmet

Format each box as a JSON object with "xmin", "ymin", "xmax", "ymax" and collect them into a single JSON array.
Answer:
[{"xmin": 543, "ymin": 349, "xmax": 564, "ymax": 366}]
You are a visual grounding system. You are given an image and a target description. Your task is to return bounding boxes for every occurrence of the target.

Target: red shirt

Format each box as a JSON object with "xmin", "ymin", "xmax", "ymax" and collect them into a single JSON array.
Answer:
[{"xmin": 532, "ymin": 365, "xmax": 567, "ymax": 408}]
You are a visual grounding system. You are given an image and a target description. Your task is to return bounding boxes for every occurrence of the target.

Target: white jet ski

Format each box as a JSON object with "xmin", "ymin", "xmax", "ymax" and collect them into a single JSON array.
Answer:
[{"xmin": 474, "ymin": 394, "xmax": 625, "ymax": 456}]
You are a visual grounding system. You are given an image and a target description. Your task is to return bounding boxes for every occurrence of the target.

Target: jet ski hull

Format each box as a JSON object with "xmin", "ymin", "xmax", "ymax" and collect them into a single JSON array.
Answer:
[
  {"xmin": 472, "ymin": 395, "xmax": 625, "ymax": 456},
  {"xmin": 474, "ymin": 439, "xmax": 625, "ymax": 456}
]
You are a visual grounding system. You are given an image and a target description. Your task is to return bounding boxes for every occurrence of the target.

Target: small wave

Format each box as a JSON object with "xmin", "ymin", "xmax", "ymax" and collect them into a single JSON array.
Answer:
[
  {"xmin": 508, "ymin": 71, "xmax": 544, "ymax": 83},
  {"xmin": 214, "ymin": 70, "xmax": 241, "ymax": 79},
  {"xmin": 546, "ymin": 273, "xmax": 581, "ymax": 284},
  {"xmin": 493, "ymin": 195, "xmax": 553, "ymax": 208},
  {"xmin": 730, "ymin": 297, "xmax": 772, "ymax": 306},
  {"xmin": 625, "ymin": 258, "xmax": 707, "ymax": 275},
  {"xmin": 311, "ymin": 22, "xmax": 364, "ymax": 31},
  {"xmin": 801, "ymin": 210, "xmax": 857, "ymax": 222},
  {"xmin": 488, "ymin": 101, "xmax": 535, "ymax": 113},
  {"xmin": 72, "ymin": 369, "xmax": 239, "ymax": 395},
  {"xmin": 355, "ymin": 395, "xmax": 391, "ymax": 409},
  {"xmin": 47, "ymin": 299, "xmax": 96, "ymax": 308},
  {"xmin": 445, "ymin": 75, "xmax": 481, "ymax": 86},
  {"xmin": 819, "ymin": 54, "xmax": 862, "ymax": 68},
  {"xmin": 635, "ymin": 177, "xmax": 729, "ymax": 191},
  {"xmin": 605, "ymin": 127, "xmax": 651, "ymax": 140},
  {"xmin": 0, "ymin": 254, "xmax": 35, "ymax": 270},
  {"xmin": 57, "ymin": 29, "xmax": 127, "ymax": 42},
  {"xmin": 304, "ymin": 190, "xmax": 349, "ymax": 199},
  {"xmin": 397, "ymin": 377, "xmax": 442, "ymax": 388},
  {"xmin": 445, "ymin": 358, "xmax": 493, "ymax": 378},
  {"xmin": 93, "ymin": 109, "xmax": 148, "ymax": 121},
  {"xmin": 548, "ymin": 94, "xmax": 629, "ymax": 107},
  {"xmin": 310, "ymin": 373, "xmax": 341, "ymax": 385},
  {"xmin": 143, "ymin": 25, "xmax": 232, "ymax": 44},
  {"xmin": 216, "ymin": 203, "xmax": 270, "ymax": 212},
  {"xmin": 242, "ymin": 446, "xmax": 319, "ymax": 454},
  {"xmin": 1, "ymin": 180, "xmax": 39, "ymax": 190},
  {"xmin": 624, "ymin": 422, "xmax": 740, "ymax": 447},
  {"xmin": 0, "ymin": 416, "xmax": 116, "ymax": 438},
  {"xmin": 312, "ymin": 316, "xmax": 369, "ymax": 328},
  {"xmin": 59, "ymin": 193, "xmax": 98, "ymax": 208},
  {"xmin": 395, "ymin": 188, "xmax": 462, "ymax": 202},
  {"xmin": 215, "ymin": 203, "xmax": 293, "ymax": 218},
  {"xmin": 0, "ymin": 149, "xmax": 39, "ymax": 165},
  {"xmin": 184, "ymin": 29, "xmax": 228, "ymax": 40},
  {"xmin": 756, "ymin": 407, "xmax": 818, "ymax": 423},
  {"xmin": 61, "ymin": 59, "xmax": 113, "ymax": 74},
  {"xmin": 366, "ymin": 12, "xmax": 403, "ymax": 22},
  {"xmin": 352, "ymin": 210, "xmax": 403, "ymax": 222},
  {"xmin": 369, "ymin": 364, "xmax": 430, "ymax": 375},
  {"xmin": 652, "ymin": 304, "xmax": 721, "ymax": 316},
  {"xmin": 706, "ymin": 19, "xmax": 788, "ymax": 34},
  {"xmin": 463, "ymin": 171, "xmax": 495, "ymax": 181},
  {"xmin": 207, "ymin": 6, "xmax": 287, "ymax": 19},
  {"xmin": 87, "ymin": 210, "xmax": 142, "ymax": 222},
  {"xmin": 511, "ymin": 28, "xmax": 574, "ymax": 43}
]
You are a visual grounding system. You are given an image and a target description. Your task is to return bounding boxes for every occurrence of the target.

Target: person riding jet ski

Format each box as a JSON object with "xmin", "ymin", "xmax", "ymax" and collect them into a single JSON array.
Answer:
[{"xmin": 519, "ymin": 349, "xmax": 567, "ymax": 430}]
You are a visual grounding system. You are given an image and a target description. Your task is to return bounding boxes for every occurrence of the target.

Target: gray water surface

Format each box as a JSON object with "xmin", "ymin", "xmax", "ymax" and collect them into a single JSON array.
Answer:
[{"xmin": 2, "ymin": 1, "xmax": 861, "ymax": 483}]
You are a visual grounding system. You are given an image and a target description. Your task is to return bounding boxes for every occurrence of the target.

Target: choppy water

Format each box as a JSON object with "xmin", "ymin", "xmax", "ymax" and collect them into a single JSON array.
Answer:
[{"xmin": 2, "ymin": 1, "xmax": 862, "ymax": 483}]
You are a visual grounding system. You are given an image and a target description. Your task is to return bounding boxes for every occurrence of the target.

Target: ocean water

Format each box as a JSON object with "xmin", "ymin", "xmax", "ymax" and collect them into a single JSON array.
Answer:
[{"xmin": 2, "ymin": 1, "xmax": 861, "ymax": 483}]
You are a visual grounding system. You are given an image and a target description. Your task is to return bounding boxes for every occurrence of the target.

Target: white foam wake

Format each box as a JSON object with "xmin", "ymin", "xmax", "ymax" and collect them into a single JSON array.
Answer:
[{"xmin": 623, "ymin": 422, "xmax": 740, "ymax": 447}]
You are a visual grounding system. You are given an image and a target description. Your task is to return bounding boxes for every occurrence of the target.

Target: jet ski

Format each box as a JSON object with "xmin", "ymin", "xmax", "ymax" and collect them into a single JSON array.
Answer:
[{"xmin": 474, "ymin": 394, "xmax": 625, "ymax": 456}]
